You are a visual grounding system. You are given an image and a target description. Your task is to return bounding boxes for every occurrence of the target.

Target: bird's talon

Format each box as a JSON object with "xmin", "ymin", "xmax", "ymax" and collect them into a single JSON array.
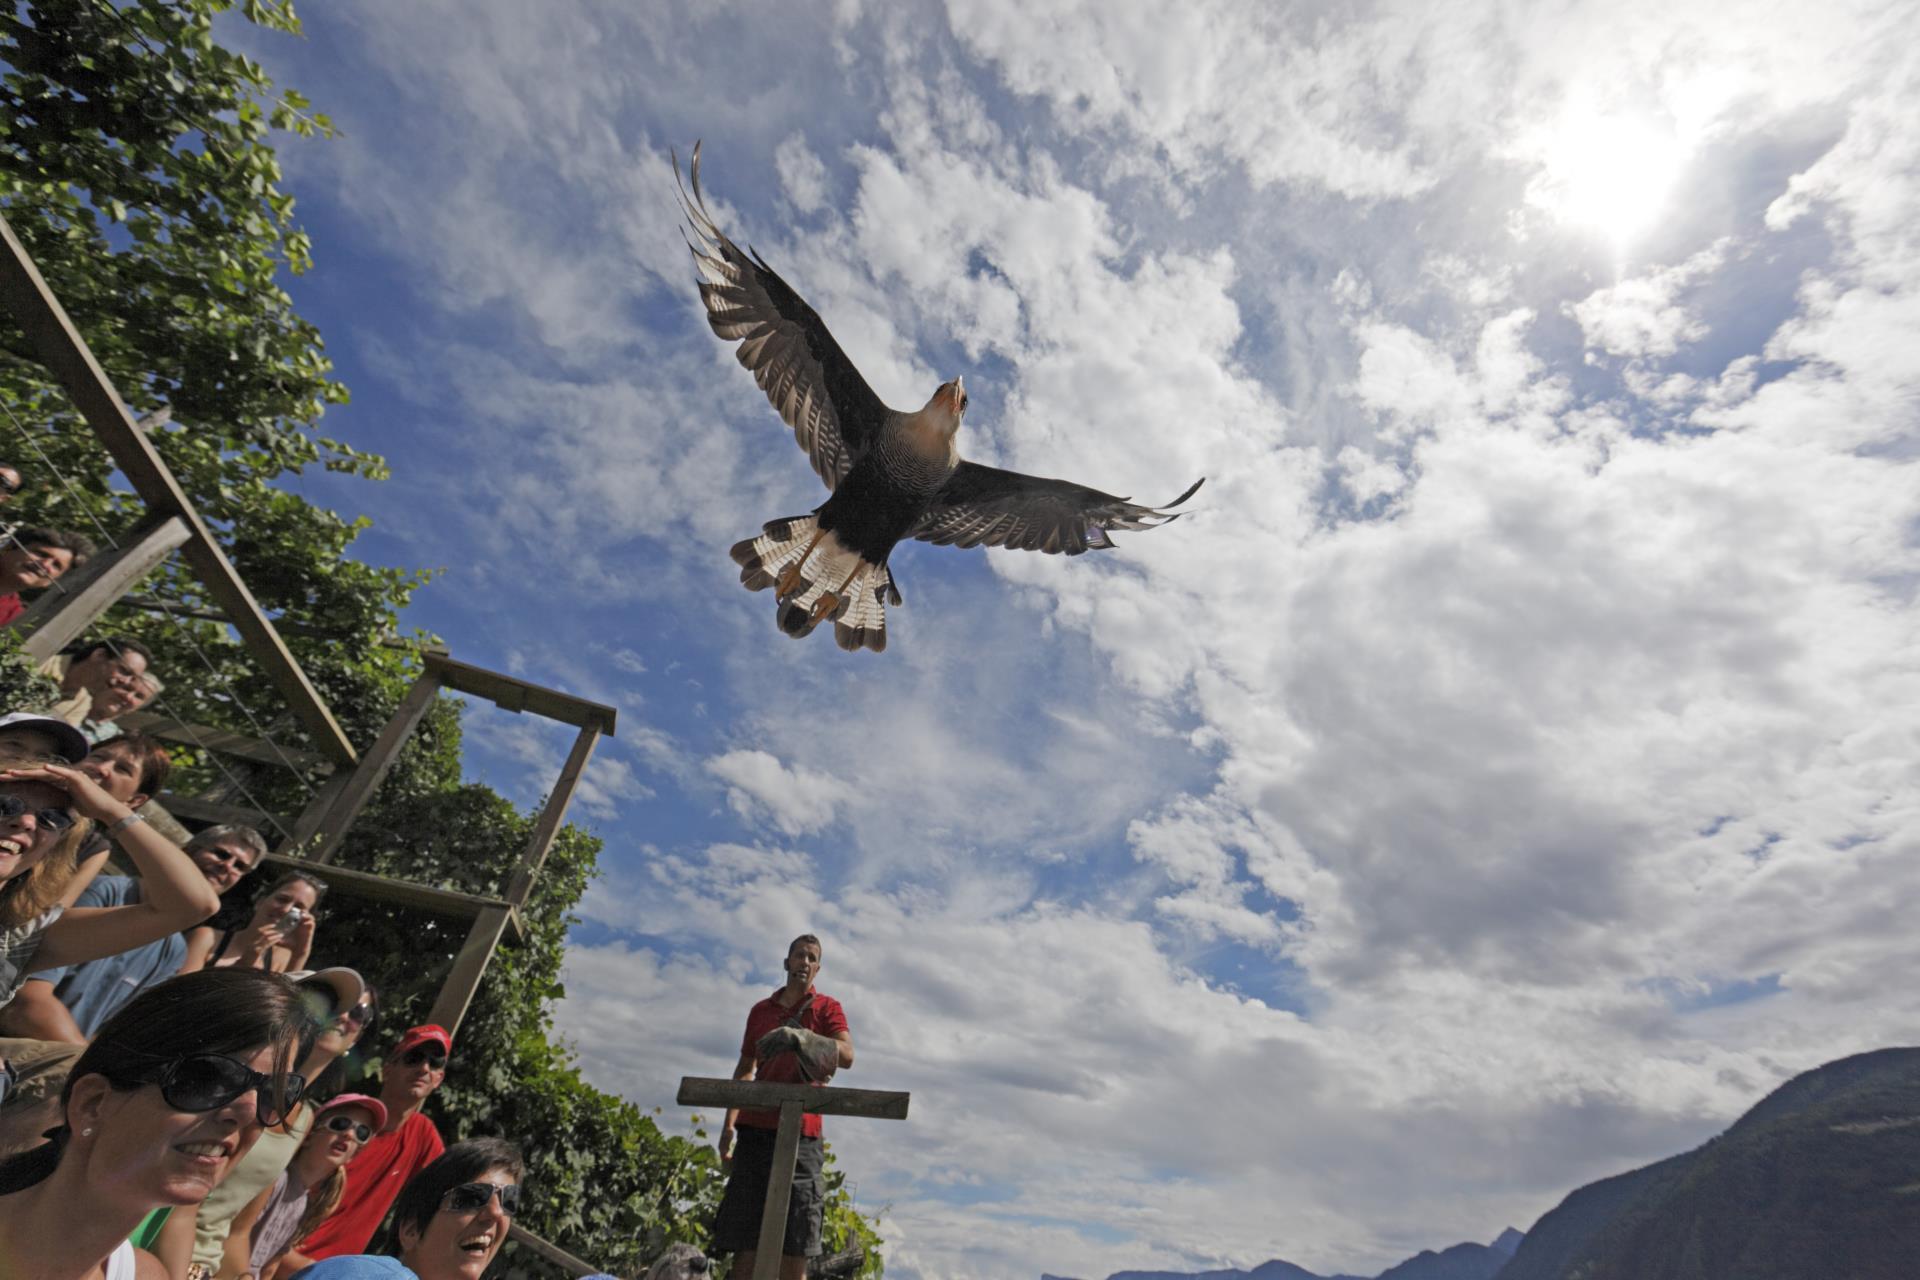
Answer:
[{"xmin": 809, "ymin": 593, "xmax": 841, "ymax": 623}]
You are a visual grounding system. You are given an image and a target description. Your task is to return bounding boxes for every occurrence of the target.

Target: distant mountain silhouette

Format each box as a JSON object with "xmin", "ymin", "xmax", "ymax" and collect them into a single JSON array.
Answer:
[
  {"xmin": 1496, "ymin": 1046, "xmax": 1920, "ymax": 1280},
  {"xmin": 1374, "ymin": 1240, "xmax": 1511, "ymax": 1280},
  {"xmin": 1045, "ymin": 1230, "xmax": 1520, "ymax": 1280}
]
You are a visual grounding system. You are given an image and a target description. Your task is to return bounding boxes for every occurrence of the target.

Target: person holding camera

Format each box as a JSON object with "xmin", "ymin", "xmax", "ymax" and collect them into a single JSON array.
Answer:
[{"xmin": 198, "ymin": 871, "xmax": 323, "ymax": 975}]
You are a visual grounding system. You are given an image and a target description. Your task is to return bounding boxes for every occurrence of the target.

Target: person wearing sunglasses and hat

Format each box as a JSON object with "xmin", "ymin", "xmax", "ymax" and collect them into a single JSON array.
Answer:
[
  {"xmin": 287, "ymin": 1026, "xmax": 452, "ymax": 1265},
  {"xmin": 0, "ymin": 968, "xmax": 314, "ymax": 1280},
  {"xmin": 0, "ymin": 753, "xmax": 221, "ymax": 1144},
  {"xmin": 285, "ymin": 1139, "xmax": 523, "ymax": 1280},
  {"xmin": 146, "ymin": 971, "xmax": 377, "ymax": 1278},
  {"xmin": 219, "ymin": 1091, "xmax": 386, "ymax": 1280}
]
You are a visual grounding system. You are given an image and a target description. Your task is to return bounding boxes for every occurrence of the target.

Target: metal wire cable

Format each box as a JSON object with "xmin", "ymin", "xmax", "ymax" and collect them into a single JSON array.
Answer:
[
  {"xmin": 0, "ymin": 400, "xmax": 324, "ymax": 833},
  {"xmin": 0, "ymin": 400, "xmax": 323, "ymax": 796}
]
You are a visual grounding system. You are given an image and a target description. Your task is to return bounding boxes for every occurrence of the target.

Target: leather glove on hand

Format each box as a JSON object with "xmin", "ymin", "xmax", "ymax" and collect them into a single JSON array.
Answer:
[{"xmin": 756, "ymin": 1026, "xmax": 840, "ymax": 1081}]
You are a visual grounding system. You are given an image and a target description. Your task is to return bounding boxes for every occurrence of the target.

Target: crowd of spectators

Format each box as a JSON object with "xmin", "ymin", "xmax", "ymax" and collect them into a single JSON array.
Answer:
[
  {"xmin": 0, "ymin": 703, "xmax": 543, "ymax": 1279},
  {"xmin": 0, "ymin": 480, "xmax": 712, "ymax": 1280}
]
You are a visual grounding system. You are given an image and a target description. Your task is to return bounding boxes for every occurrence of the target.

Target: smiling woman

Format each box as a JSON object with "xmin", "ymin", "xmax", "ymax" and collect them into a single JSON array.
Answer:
[
  {"xmin": 0, "ymin": 969, "xmax": 314, "ymax": 1280},
  {"xmin": 290, "ymin": 1138, "xmax": 526, "ymax": 1280}
]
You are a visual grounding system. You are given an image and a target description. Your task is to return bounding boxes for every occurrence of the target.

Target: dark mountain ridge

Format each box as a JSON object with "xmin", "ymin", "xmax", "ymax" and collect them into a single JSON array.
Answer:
[{"xmin": 1497, "ymin": 1046, "xmax": 1920, "ymax": 1280}]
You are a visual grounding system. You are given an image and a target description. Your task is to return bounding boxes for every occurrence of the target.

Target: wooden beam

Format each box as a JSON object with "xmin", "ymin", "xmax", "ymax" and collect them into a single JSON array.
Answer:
[
  {"xmin": 425, "ymin": 904, "xmax": 515, "ymax": 1035},
  {"xmin": 425, "ymin": 652, "xmax": 617, "ymax": 733},
  {"xmin": 504, "ymin": 724, "xmax": 599, "ymax": 907},
  {"xmin": 156, "ymin": 791, "xmax": 289, "ymax": 836},
  {"xmin": 274, "ymin": 770, "xmax": 353, "ymax": 857},
  {"xmin": 505, "ymin": 1224, "xmax": 600, "ymax": 1277},
  {"xmin": 17, "ymin": 513, "xmax": 190, "ymax": 664},
  {"xmin": 258, "ymin": 852, "xmax": 522, "ymax": 939},
  {"xmin": 675, "ymin": 1079, "xmax": 911, "ymax": 1121},
  {"xmin": 117, "ymin": 710, "xmax": 336, "ymax": 775},
  {"xmin": 302, "ymin": 670, "xmax": 442, "ymax": 864},
  {"xmin": 754, "ymin": 1100, "xmax": 807, "ymax": 1280},
  {"xmin": 0, "ymin": 212, "xmax": 356, "ymax": 765}
]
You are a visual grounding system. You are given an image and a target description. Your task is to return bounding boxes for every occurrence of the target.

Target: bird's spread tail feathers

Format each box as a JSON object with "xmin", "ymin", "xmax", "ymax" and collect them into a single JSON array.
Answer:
[{"xmin": 729, "ymin": 516, "xmax": 895, "ymax": 653}]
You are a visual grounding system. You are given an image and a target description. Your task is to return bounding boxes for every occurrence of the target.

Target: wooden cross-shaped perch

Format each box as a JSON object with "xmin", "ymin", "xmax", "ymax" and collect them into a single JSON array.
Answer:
[{"xmin": 678, "ymin": 1077, "xmax": 911, "ymax": 1280}]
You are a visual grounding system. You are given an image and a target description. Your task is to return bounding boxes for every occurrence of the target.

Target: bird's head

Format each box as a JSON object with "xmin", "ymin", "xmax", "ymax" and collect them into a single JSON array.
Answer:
[{"xmin": 926, "ymin": 376, "xmax": 968, "ymax": 436}]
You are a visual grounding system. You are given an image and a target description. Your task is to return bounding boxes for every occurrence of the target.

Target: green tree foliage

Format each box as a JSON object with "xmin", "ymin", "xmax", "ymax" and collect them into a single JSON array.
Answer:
[{"xmin": 0, "ymin": 2, "xmax": 885, "ymax": 1274}]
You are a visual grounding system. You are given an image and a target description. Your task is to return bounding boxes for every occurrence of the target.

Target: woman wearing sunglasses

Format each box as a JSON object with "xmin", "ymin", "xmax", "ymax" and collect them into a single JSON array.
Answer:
[
  {"xmin": 285, "ymin": 1139, "xmax": 523, "ymax": 1280},
  {"xmin": 0, "ymin": 759, "xmax": 221, "ymax": 1012},
  {"xmin": 152, "ymin": 973, "xmax": 378, "ymax": 1279},
  {"xmin": 0, "ymin": 968, "xmax": 313, "ymax": 1280},
  {"xmin": 218, "ymin": 1093, "xmax": 386, "ymax": 1280}
]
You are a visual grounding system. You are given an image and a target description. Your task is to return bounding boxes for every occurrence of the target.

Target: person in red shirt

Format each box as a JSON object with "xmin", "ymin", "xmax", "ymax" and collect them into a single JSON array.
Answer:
[
  {"xmin": 285, "ymin": 1023, "xmax": 453, "ymax": 1264},
  {"xmin": 713, "ymin": 933, "xmax": 854, "ymax": 1280}
]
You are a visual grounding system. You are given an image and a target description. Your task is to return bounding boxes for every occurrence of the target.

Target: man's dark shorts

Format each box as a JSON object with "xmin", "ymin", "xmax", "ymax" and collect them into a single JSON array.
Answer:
[{"xmin": 713, "ymin": 1127, "xmax": 825, "ymax": 1258}]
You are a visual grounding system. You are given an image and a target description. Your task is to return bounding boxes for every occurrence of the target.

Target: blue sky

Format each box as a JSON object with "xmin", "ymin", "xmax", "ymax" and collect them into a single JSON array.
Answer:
[{"xmin": 225, "ymin": 3, "xmax": 1920, "ymax": 1277}]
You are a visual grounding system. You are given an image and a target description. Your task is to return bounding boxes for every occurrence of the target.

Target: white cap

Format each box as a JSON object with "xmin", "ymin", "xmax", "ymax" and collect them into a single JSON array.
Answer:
[{"xmin": 0, "ymin": 711, "xmax": 90, "ymax": 763}]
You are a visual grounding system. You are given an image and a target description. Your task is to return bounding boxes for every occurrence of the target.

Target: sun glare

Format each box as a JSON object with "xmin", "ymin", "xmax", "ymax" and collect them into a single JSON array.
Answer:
[{"xmin": 1528, "ymin": 110, "xmax": 1688, "ymax": 252}]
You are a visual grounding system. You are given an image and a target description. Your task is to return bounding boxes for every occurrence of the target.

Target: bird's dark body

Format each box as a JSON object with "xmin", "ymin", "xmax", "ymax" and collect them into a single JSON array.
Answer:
[
  {"xmin": 815, "ymin": 442, "xmax": 956, "ymax": 564},
  {"xmin": 677, "ymin": 143, "xmax": 1202, "ymax": 653}
]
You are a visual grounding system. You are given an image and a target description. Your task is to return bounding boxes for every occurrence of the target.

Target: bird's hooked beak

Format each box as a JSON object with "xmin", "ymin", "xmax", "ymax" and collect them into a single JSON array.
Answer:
[{"xmin": 945, "ymin": 376, "xmax": 968, "ymax": 418}]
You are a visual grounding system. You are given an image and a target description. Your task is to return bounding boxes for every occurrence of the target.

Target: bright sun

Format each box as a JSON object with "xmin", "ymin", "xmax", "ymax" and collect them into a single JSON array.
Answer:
[{"xmin": 1528, "ymin": 110, "xmax": 1689, "ymax": 250}]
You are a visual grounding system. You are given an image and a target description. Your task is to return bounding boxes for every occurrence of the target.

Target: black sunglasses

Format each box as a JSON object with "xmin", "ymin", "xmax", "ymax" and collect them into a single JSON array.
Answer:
[
  {"xmin": 0, "ymin": 793, "xmax": 76, "ymax": 833},
  {"xmin": 126, "ymin": 1053, "xmax": 307, "ymax": 1127},
  {"xmin": 400, "ymin": 1047, "xmax": 447, "ymax": 1069},
  {"xmin": 443, "ymin": 1181, "xmax": 522, "ymax": 1216},
  {"xmin": 323, "ymin": 1113, "xmax": 374, "ymax": 1143},
  {"xmin": 0, "ymin": 476, "xmax": 19, "ymax": 496},
  {"xmin": 343, "ymin": 997, "xmax": 376, "ymax": 1028}
]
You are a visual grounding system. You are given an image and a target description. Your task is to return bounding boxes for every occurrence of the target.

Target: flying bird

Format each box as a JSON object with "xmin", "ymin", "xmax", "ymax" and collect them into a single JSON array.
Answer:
[{"xmin": 677, "ymin": 143, "xmax": 1202, "ymax": 653}]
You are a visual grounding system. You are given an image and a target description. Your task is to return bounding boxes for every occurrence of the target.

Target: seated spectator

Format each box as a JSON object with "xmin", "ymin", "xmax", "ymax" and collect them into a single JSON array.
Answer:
[
  {"xmin": 0, "ymin": 711, "xmax": 89, "ymax": 765},
  {"xmin": 286, "ymin": 1138, "xmax": 522, "ymax": 1280},
  {"xmin": 47, "ymin": 637, "xmax": 163, "ymax": 745},
  {"xmin": 0, "ymin": 968, "xmax": 315, "ymax": 1280},
  {"xmin": 176, "ymin": 824, "xmax": 271, "ymax": 971},
  {"xmin": 224, "ymin": 1092, "xmax": 387, "ymax": 1280},
  {"xmin": 0, "ymin": 465, "xmax": 22, "ymax": 505},
  {"xmin": 0, "ymin": 735, "xmax": 191, "ymax": 1043},
  {"xmin": 52, "ymin": 730, "xmax": 174, "ymax": 908},
  {"xmin": 0, "ymin": 526, "xmax": 94, "ymax": 629},
  {"xmin": 161, "ymin": 971, "xmax": 378, "ymax": 1277},
  {"xmin": 0, "ymin": 756, "xmax": 221, "ymax": 1136},
  {"xmin": 285, "ymin": 1026, "xmax": 452, "ymax": 1265},
  {"xmin": 201, "ymin": 870, "xmax": 324, "ymax": 974}
]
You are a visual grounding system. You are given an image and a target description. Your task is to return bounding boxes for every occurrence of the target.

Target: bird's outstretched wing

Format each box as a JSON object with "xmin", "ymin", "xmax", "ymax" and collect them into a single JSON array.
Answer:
[
  {"xmin": 911, "ymin": 463, "xmax": 1204, "ymax": 555},
  {"xmin": 676, "ymin": 142, "xmax": 890, "ymax": 490}
]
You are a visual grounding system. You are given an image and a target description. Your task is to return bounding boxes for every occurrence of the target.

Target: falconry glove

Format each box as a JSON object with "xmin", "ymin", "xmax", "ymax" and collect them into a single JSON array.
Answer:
[{"xmin": 756, "ymin": 1025, "xmax": 841, "ymax": 1081}]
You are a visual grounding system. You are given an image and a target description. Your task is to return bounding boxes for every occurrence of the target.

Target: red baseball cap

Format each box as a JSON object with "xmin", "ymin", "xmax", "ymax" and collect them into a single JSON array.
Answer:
[
  {"xmin": 316, "ymin": 1092, "xmax": 389, "ymax": 1131},
  {"xmin": 390, "ymin": 1024, "xmax": 452, "ymax": 1059}
]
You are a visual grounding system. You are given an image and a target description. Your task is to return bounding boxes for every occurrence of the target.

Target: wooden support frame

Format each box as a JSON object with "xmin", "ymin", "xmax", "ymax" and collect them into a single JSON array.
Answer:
[
  {"xmin": 679, "ymin": 1078, "xmax": 909, "ymax": 1280},
  {"xmin": 302, "ymin": 670, "xmax": 443, "ymax": 864},
  {"xmin": 506, "ymin": 1224, "xmax": 601, "ymax": 1276},
  {"xmin": 425, "ymin": 904, "xmax": 516, "ymax": 1034},
  {"xmin": 506, "ymin": 724, "xmax": 600, "ymax": 907},
  {"xmin": 117, "ymin": 710, "xmax": 336, "ymax": 775},
  {"xmin": 0, "ymin": 212, "xmax": 356, "ymax": 765},
  {"xmin": 16, "ymin": 513, "xmax": 190, "ymax": 664}
]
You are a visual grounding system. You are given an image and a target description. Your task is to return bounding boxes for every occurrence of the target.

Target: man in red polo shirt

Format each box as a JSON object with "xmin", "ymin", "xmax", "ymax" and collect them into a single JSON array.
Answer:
[
  {"xmin": 713, "ymin": 933, "xmax": 854, "ymax": 1280},
  {"xmin": 285, "ymin": 1024, "xmax": 453, "ymax": 1264}
]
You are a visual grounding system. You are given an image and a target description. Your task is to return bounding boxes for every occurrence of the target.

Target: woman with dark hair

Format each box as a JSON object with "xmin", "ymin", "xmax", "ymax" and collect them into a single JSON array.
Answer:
[
  {"xmin": 0, "ymin": 757, "xmax": 222, "ymax": 1011},
  {"xmin": 286, "ymin": 1139, "xmax": 524, "ymax": 1280},
  {"xmin": 201, "ymin": 871, "xmax": 325, "ymax": 974},
  {"xmin": 0, "ymin": 968, "xmax": 315, "ymax": 1280},
  {"xmin": 157, "ymin": 973, "xmax": 380, "ymax": 1277}
]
